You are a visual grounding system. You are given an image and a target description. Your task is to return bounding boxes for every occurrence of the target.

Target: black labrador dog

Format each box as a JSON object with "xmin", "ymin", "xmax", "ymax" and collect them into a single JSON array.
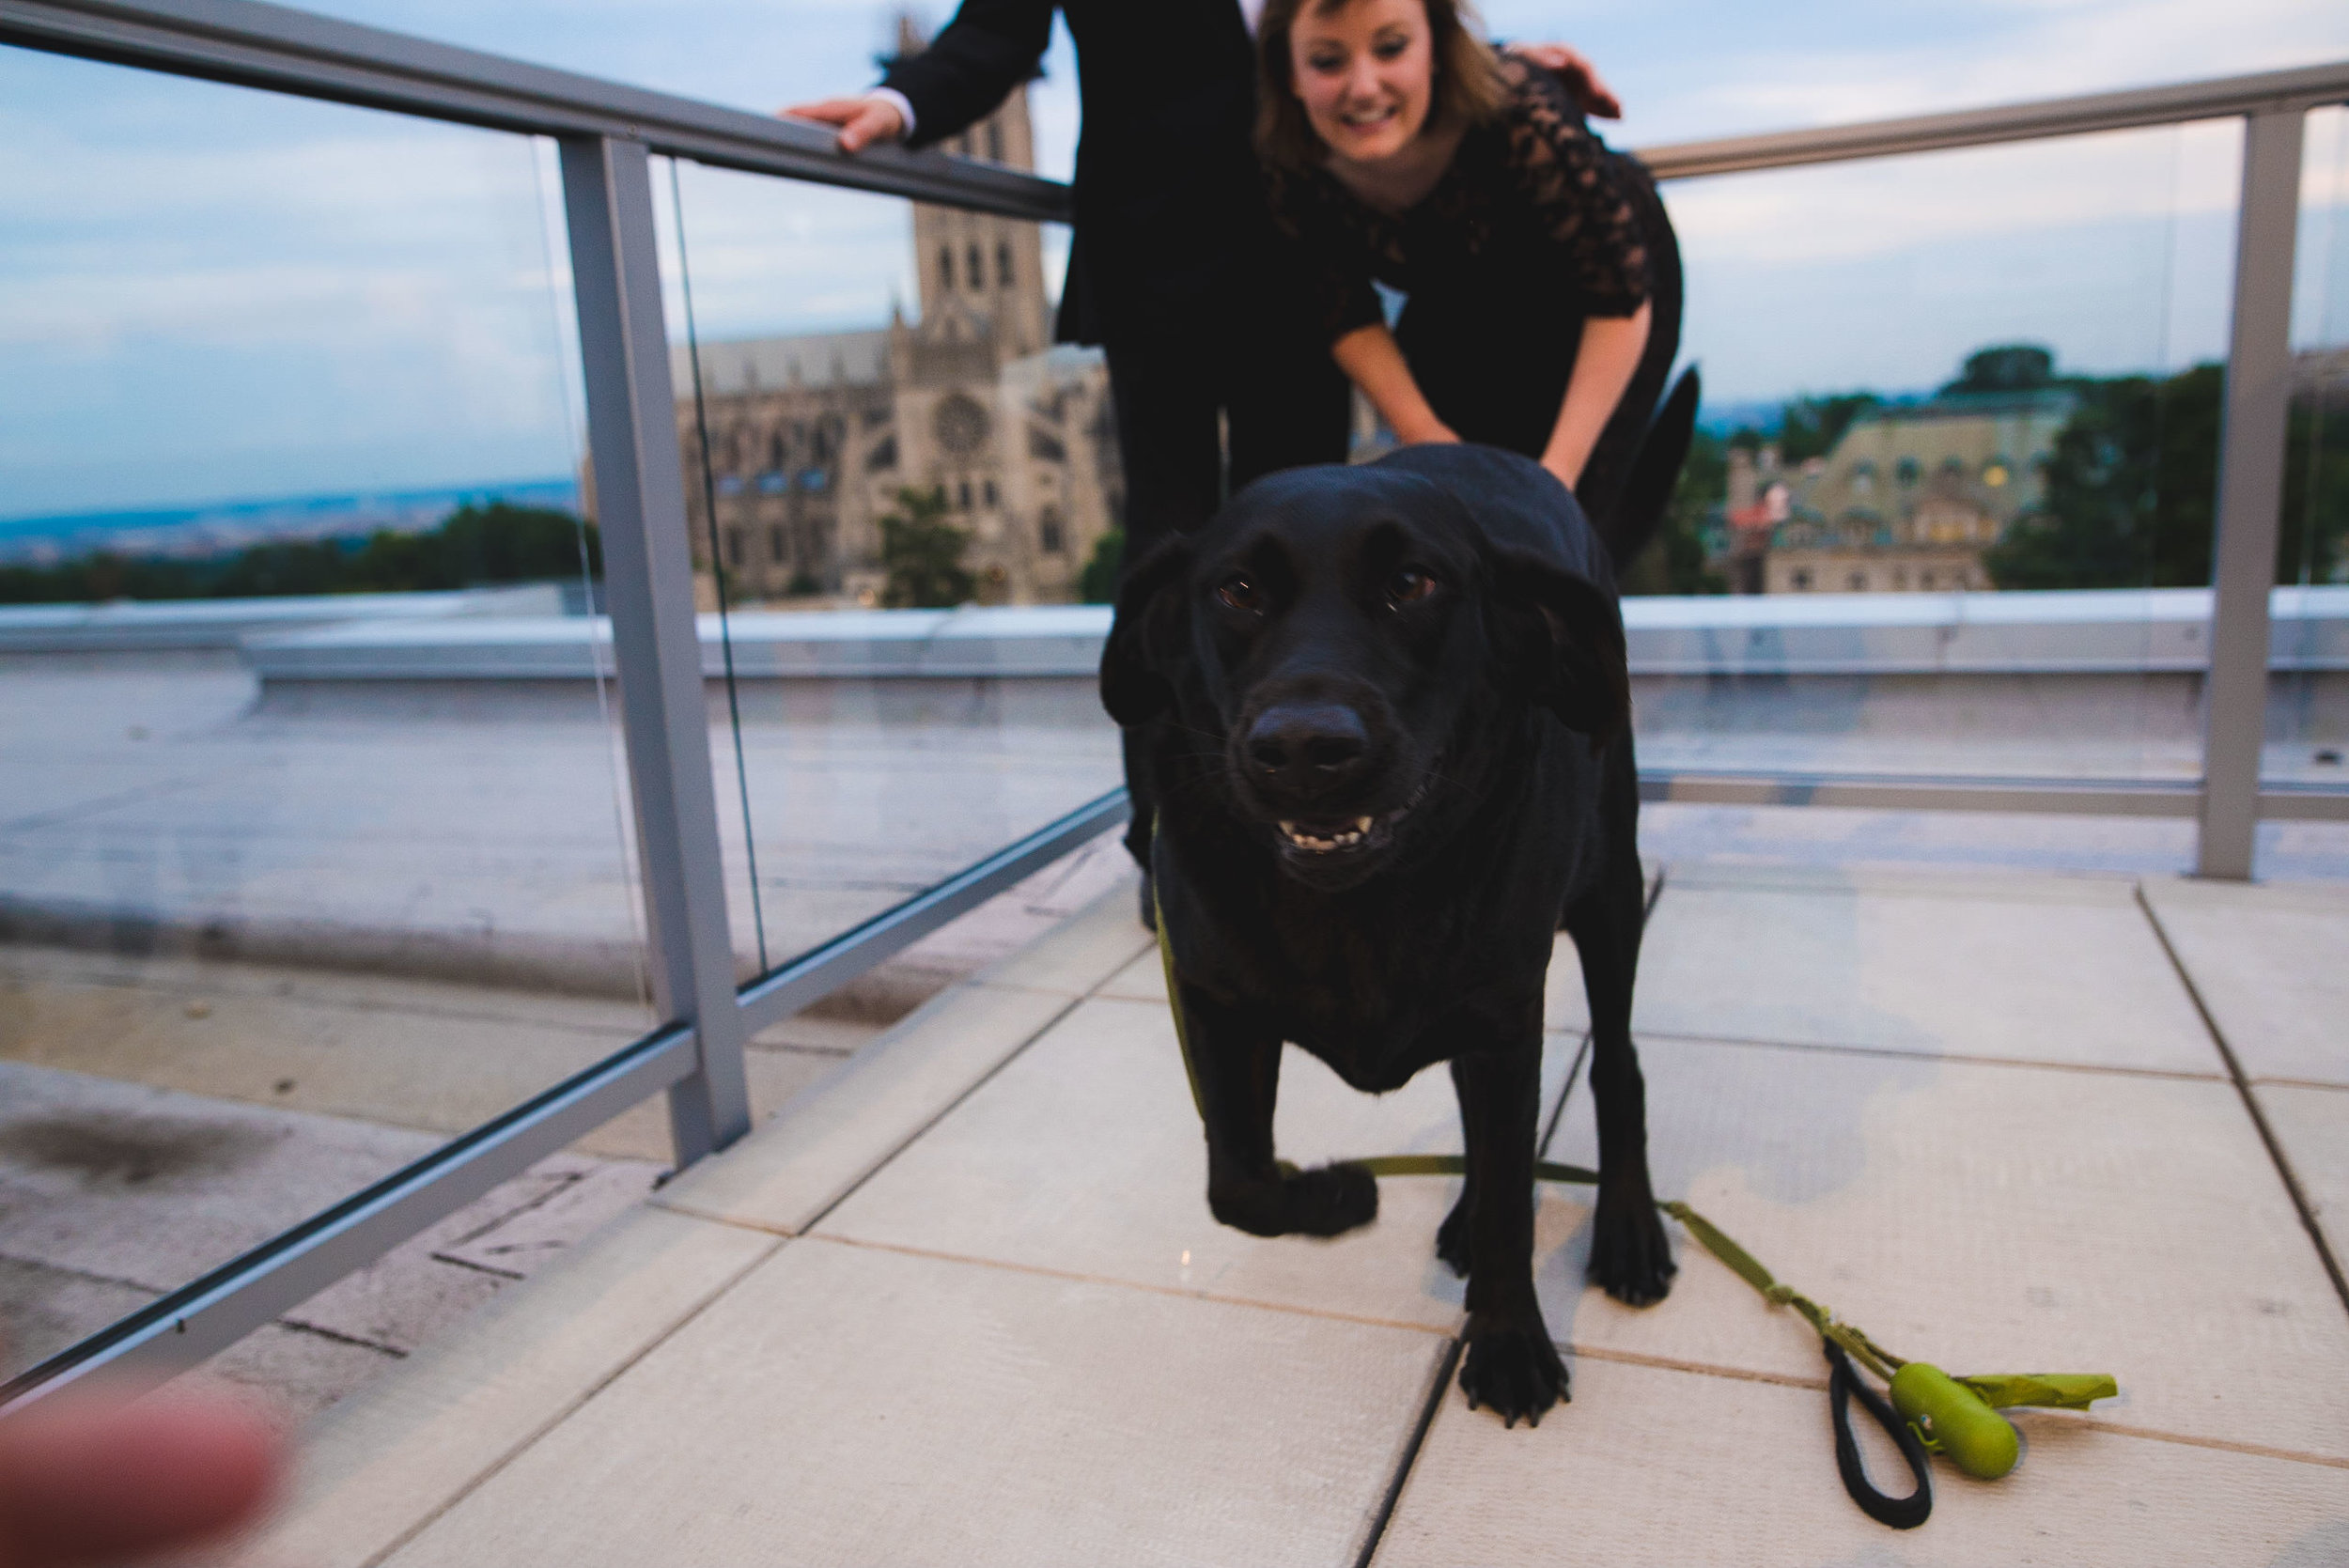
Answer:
[{"xmin": 1101, "ymin": 421, "xmax": 1693, "ymax": 1426}]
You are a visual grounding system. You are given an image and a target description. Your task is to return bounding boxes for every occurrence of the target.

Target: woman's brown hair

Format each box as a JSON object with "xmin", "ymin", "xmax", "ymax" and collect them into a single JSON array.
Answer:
[{"xmin": 1255, "ymin": 0, "xmax": 1507, "ymax": 172}]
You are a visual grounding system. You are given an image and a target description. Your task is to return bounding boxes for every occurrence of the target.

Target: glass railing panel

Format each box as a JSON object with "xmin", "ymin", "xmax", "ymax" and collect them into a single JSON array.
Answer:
[
  {"xmin": 1635, "ymin": 119, "xmax": 2244, "ymax": 794},
  {"xmin": 2269, "ymin": 106, "xmax": 2349, "ymax": 803},
  {"xmin": 0, "ymin": 46, "xmax": 656, "ymax": 1414},
  {"xmin": 660, "ymin": 149, "xmax": 1126, "ymax": 1017}
]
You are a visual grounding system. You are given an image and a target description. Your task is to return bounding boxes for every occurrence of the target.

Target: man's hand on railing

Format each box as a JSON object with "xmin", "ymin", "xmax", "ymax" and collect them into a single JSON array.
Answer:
[
  {"xmin": 781, "ymin": 96, "xmax": 908, "ymax": 153},
  {"xmin": 1503, "ymin": 43, "xmax": 1624, "ymax": 119}
]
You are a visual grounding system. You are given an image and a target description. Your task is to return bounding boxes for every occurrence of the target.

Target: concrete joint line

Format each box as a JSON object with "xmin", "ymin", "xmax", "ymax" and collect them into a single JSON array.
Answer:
[
  {"xmin": 350, "ymin": 1231, "xmax": 785, "ymax": 1568},
  {"xmin": 790, "ymin": 992, "xmax": 1089, "ymax": 1238},
  {"xmin": 1351, "ymin": 1337, "xmax": 1464, "ymax": 1568},
  {"xmin": 2134, "ymin": 885, "xmax": 2349, "ymax": 1316}
]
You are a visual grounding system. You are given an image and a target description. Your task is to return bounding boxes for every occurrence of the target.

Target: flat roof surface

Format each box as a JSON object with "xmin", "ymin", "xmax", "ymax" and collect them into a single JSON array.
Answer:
[{"xmin": 218, "ymin": 864, "xmax": 2349, "ymax": 1566}]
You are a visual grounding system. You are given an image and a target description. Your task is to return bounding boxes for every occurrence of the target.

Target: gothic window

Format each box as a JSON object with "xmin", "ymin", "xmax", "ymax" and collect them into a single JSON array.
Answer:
[
  {"xmin": 967, "ymin": 244, "xmax": 984, "ymax": 292},
  {"xmin": 725, "ymin": 527, "xmax": 744, "ymax": 567},
  {"xmin": 1038, "ymin": 510, "xmax": 1065, "ymax": 554},
  {"xmin": 982, "ymin": 479, "xmax": 998, "ymax": 507},
  {"xmin": 940, "ymin": 245, "xmax": 954, "ymax": 290},
  {"xmin": 770, "ymin": 432, "xmax": 786, "ymax": 469},
  {"xmin": 1896, "ymin": 457, "xmax": 1921, "ymax": 486},
  {"xmin": 769, "ymin": 523, "xmax": 787, "ymax": 562},
  {"xmin": 997, "ymin": 241, "xmax": 1013, "ymax": 287},
  {"xmin": 958, "ymin": 480, "xmax": 973, "ymax": 510},
  {"xmin": 987, "ymin": 122, "xmax": 1003, "ymax": 162},
  {"xmin": 932, "ymin": 393, "xmax": 991, "ymax": 456}
]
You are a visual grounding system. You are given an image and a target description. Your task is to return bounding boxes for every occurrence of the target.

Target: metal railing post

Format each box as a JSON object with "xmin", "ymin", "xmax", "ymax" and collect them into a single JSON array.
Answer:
[
  {"xmin": 2197, "ymin": 108, "xmax": 2307, "ymax": 880},
  {"xmin": 560, "ymin": 133, "xmax": 753, "ymax": 1163}
]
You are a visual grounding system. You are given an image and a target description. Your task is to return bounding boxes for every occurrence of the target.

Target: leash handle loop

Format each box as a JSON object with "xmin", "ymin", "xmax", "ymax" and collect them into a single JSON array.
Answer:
[{"xmin": 1825, "ymin": 1342, "xmax": 1934, "ymax": 1530}]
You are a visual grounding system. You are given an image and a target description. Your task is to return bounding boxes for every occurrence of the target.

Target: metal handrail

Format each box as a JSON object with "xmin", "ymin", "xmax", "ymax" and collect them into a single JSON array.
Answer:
[
  {"xmin": 6, "ymin": 0, "xmax": 2345, "ymax": 204},
  {"xmin": 0, "ymin": 0, "xmax": 1070, "ymax": 220},
  {"xmin": 1638, "ymin": 58, "xmax": 2349, "ymax": 180}
]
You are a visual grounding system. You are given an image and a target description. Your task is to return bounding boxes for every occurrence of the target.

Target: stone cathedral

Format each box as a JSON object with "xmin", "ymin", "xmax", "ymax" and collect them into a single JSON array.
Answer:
[{"xmin": 673, "ymin": 35, "xmax": 1122, "ymax": 609}]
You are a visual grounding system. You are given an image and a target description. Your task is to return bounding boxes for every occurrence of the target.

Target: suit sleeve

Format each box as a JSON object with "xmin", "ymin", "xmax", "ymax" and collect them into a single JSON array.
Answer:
[{"xmin": 877, "ymin": 0, "xmax": 1056, "ymax": 151}]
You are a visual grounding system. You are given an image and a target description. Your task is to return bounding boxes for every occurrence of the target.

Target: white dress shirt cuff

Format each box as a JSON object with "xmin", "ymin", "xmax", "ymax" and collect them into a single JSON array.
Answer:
[{"xmin": 864, "ymin": 86, "xmax": 916, "ymax": 141}]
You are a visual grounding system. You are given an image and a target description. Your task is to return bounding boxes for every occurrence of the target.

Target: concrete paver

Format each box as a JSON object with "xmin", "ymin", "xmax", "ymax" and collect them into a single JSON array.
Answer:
[
  {"xmin": 2140, "ymin": 877, "xmax": 2349, "ymax": 1087},
  {"xmin": 2258, "ymin": 1083, "xmax": 2349, "ymax": 1268},
  {"xmin": 1628, "ymin": 864, "xmax": 2223, "ymax": 1073},
  {"xmin": 652, "ymin": 975, "xmax": 1084, "ymax": 1235},
  {"xmin": 0, "ymin": 1059, "xmax": 662, "ymax": 1408},
  {"xmin": 379, "ymin": 1237, "xmax": 1447, "ymax": 1568},
  {"xmin": 1374, "ymin": 1354, "xmax": 2349, "ymax": 1568},
  {"xmin": 821, "ymin": 994, "xmax": 1582, "ymax": 1332},
  {"xmin": 231, "ymin": 1208, "xmax": 776, "ymax": 1568},
  {"xmin": 192, "ymin": 865, "xmax": 2349, "ymax": 1566},
  {"xmin": 1542, "ymin": 1032, "xmax": 2349, "ymax": 1462},
  {"xmin": 0, "ymin": 1061, "xmax": 437, "ymax": 1292}
]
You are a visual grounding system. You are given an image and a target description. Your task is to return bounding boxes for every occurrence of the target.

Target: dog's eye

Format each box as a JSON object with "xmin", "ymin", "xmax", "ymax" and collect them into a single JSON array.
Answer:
[
  {"xmin": 1387, "ymin": 567, "xmax": 1438, "ymax": 606},
  {"xmin": 1217, "ymin": 575, "xmax": 1263, "ymax": 613}
]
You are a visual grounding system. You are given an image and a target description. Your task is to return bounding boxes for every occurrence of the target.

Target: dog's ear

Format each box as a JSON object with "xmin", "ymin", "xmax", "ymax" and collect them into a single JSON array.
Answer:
[
  {"xmin": 1098, "ymin": 533, "xmax": 1195, "ymax": 726},
  {"xmin": 1492, "ymin": 553, "xmax": 1630, "ymax": 749}
]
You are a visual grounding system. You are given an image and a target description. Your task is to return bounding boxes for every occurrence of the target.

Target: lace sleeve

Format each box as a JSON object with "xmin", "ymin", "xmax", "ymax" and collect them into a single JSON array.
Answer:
[
  {"xmin": 1263, "ymin": 163, "xmax": 1387, "ymax": 344},
  {"xmin": 1502, "ymin": 61, "xmax": 1652, "ymax": 317}
]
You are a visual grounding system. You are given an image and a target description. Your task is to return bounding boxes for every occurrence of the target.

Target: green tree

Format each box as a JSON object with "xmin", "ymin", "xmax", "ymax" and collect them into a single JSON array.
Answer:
[
  {"xmin": 2280, "ymin": 392, "xmax": 2349, "ymax": 586},
  {"xmin": 0, "ymin": 498, "xmax": 598, "ymax": 605},
  {"xmin": 1078, "ymin": 527, "xmax": 1124, "ymax": 604},
  {"xmin": 1942, "ymin": 344, "xmax": 2056, "ymax": 396},
  {"xmin": 1985, "ymin": 365, "xmax": 2222, "ymax": 589},
  {"xmin": 879, "ymin": 486, "xmax": 974, "ymax": 609},
  {"xmin": 1618, "ymin": 427, "xmax": 1727, "ymax": 595},
  {"xmin": 1775, "ymin": 393, "xmax": 1882, "ymax": 465}
]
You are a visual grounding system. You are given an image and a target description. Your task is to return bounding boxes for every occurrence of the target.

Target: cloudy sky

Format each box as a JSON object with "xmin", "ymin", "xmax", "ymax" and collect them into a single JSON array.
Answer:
[{"xmin": 3, "ymin": 0, "xmax": 2347, "ymax": 518}]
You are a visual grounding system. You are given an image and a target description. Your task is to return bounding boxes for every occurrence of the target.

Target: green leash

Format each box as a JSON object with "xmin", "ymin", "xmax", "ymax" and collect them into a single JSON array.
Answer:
[{"xmin": 1153, "ymin": 896, "xmax": 2115, "ymax": 1527}]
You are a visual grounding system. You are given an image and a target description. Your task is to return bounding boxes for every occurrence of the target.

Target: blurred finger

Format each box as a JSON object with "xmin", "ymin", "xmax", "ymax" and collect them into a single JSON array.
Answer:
[
  {"xmin": 778, "ymin": 97, "xmax": 864, "ymax": 127},
  {"xmin": 0, "ymin": 1383, "xmax": 281, "ymax": 1568}
]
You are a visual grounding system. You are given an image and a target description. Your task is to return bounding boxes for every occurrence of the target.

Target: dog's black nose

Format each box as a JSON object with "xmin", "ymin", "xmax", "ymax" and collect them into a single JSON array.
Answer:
[{"xmin": 1245, "ymin": 704, "xmax": 1369, "ymax": 794}]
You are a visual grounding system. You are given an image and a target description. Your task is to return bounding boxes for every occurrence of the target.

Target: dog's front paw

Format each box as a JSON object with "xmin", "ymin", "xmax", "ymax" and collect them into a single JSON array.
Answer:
[
  {"xmin": 1209, "ymin": 1161, "xmax": 1378, "ymax": 1238},
  {"xmin": 1458, "ymin": 1312, "xmax": 1568, "ymax": 1427},
  {"xmin": 1435, "ymin": 1188, "xmax": 1473, "ymax": 1279},
  {"xmin": 1588, "ymin": 1184, "xmax": 1676, "ymax": 1306}
]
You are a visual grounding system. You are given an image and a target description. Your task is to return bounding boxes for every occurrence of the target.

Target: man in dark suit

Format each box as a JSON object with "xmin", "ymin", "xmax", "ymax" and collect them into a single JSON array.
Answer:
[{"xmin": 788, "ymin": 5, "xmax": 1619, "ymax": 908}]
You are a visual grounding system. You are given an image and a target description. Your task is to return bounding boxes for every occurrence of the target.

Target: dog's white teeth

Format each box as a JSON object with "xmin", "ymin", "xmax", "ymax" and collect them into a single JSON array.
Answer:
[
  {"xmin": 1281, "ymin": 821, "xmax": 1298, "ymax": 834},
  {"xmin": 1354, "ymin": 815, "xmax": 1374, "ymax": 832}
]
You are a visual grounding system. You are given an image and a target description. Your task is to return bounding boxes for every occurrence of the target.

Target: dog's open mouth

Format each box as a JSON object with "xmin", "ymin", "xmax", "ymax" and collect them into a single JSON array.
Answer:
[{"xmin": 1273, "ymin": 771, "xmax": 1434, "ymax": 859}]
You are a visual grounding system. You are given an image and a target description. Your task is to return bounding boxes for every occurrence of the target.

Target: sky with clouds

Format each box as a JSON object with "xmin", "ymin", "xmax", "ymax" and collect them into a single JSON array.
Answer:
[{"xmin": 3, "ymin": 0, "xmax": 2347, "ymax": 518}]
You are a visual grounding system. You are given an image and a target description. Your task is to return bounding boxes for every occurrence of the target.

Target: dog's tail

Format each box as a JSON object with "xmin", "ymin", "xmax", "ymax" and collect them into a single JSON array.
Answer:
[{"xmin": 1597, "ymin": 364, "xmax": 1701, "ymax": 577}]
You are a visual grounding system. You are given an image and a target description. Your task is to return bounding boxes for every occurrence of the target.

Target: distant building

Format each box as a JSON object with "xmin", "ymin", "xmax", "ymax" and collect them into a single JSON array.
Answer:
[
  {"xmin": 1735, "ymin": 386, "xmax": 2075, "ymax": 594},
  {"xmin": 669, "ymin": 22, "xmax": 1121, "ymax": 608}
]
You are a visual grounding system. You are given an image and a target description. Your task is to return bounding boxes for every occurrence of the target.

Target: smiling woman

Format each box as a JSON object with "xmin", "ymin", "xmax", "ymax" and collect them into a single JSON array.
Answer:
[{"xmin": 1252, "ymin": 0, "xmax": 1680, "ymax": 530}]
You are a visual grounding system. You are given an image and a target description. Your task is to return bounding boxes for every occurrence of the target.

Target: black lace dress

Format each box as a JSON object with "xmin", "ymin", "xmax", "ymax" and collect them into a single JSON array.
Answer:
[{"xmin": 1265, "ymin": 57, "xmax": 1681, "ymax": 520}]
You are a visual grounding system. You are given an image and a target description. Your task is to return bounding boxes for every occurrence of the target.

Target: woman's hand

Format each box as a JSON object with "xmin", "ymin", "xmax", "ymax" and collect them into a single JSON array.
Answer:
[
  {"xmin": 1502, "ymin": 44, "xmax": 1623, "ymax": 120},
  {"xmin": 1541, "ymin": 303, "xmax": 1651, "ymax": 490},
  {"xmin": 1332, "ymin": 325, "xmax": 1460, "ymax": 449},
  {"xmin": 780, "ymin": 96, "xmax": 907, "ymax": 152}
]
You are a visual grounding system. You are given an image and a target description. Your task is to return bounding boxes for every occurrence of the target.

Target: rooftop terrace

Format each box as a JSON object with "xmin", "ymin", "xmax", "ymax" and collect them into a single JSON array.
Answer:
[{"xmin": 210, "ymin": 861, "xmax": 2349, "ymax": 1566}]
